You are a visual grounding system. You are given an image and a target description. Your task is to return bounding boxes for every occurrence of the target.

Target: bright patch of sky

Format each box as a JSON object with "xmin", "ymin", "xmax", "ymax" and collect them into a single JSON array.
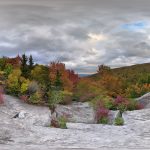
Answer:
[{"xmin": 121, "ymin": 21, "xmax": 149, "ymax": 31}]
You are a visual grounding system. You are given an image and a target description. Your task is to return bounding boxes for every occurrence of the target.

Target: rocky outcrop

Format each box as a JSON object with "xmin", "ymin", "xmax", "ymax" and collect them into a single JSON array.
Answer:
[
  {"xmin": 55, "ymin": 102, "xmax": 119, "ymax": 124},
  {"xmin": 55, "ymin": 102, "xmax": 96, "ymax": 123},
  {"xmin": 1, "ymin": 95, "xmax": 51, "ymax": 127},
  {"xmin": 137, "ymin": 92, "xmax": 150, "ymax": 108},
  {"xmin": 1, "ymin": 93, "xmax": 150, "ymax": 149}
]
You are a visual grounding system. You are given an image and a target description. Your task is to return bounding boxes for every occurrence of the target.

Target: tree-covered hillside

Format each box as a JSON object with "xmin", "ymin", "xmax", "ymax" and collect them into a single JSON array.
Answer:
[
  {"xmin": 74, "ymin": 63, "xmax": 150, "ymax": 103},
  {"xmin": 112, "ymin": 63, "xmax": 150, "ymax": 84}
]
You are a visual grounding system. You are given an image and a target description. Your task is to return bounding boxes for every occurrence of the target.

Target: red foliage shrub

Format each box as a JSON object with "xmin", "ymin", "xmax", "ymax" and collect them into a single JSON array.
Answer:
[
  {"xmin": 114, "ymin": 95, "xmax": 144, "ymax": 111},
  {"xmin": 67, "ymin": 70, "xmax": 79, "ymax": 86},
  {"xmin": 114, "ymin": 96, "xmax": 129, "ymax": 111},
  {"xmin": 96, "ymin": 107, "xmax": 109, "ymax": 121},
  {"xmin": 114, "ymin": 96, "xmax": 125, "ymax": 105}
]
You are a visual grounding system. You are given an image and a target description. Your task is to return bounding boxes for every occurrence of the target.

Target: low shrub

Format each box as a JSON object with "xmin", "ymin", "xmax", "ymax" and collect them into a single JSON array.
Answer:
[
  {"xmin": 48, "ymin": 90, "xmax": 64, "ymax": 108},
  {"xmin": 91, "ymin": 95, "xmax": 114, "ymax": 110},
  {"xmin": 51, "ymin": 116, "xmax": 67, "ymax": 129},
  {"xmin": 58, "ymin": 116, "xmax": 67, "ymax": 129},
  {"xmin": 48, "ymin": 90, "xmax": 72, "ymax": 108},
  {"xmin": 114, "ymin": 117, "xmax": 124, "ymax": 126},
  {"xmin": 114, "ymin": 96, "xmax": 142, "ymax": 111},
  {"xmin": 96, "ymin": 107, "xmax": 109, "ymax": 124},
  {"xmin": 28, "ymin": 92, "xmax": 42, "ymax": 104},
  {"xmin": 114, "ymin": 96, "xmax": 127, "ymax": 112},
  {"xmin": 98, "ymin": 117, "xmax": 109, "ymax": 124}
]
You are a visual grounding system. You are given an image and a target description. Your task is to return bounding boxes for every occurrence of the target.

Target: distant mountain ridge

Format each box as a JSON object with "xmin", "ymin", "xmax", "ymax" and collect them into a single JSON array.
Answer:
[
  {"xmin": 79, "ymin": 74, "xmax": 92, "ymax": 77},
  {"xmin": 112, "ymin": 63, "xmax": 150, "ymax": 72},
  {"xmin": 89, "ymin": 63, "xmax": 150, "ymax": 79}
]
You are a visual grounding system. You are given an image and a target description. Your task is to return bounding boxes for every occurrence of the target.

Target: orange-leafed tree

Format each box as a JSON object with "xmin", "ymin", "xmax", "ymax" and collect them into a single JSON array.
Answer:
[
  {"xmin": 67, "ymin": 70, "xmax": 79, "ymax": 86},
  {"xmin": 98, "ymin": 73, "xmax": 125, "ymax": 97},
  {"xmin": 49, "ymin": 62, "xmax": 79, "ymax": 91},
  {"xmin": 96, "ymin": 65, "xmax": 125, "ymax": 97}
]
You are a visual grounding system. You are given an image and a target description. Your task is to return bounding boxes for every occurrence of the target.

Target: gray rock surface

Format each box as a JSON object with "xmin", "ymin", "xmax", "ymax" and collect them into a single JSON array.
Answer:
[
  {"xmin": 137, "ymin": 92, "xmax": 150, "ymax": 108},
  {"xmin": 55, "ymin": 103, "xmax": 119, "ymax": 125},
  {"xmin": 2, "ymin": 95, "xmax": 51, "ymax": 127},
  {"xmin": 1, "ymin": 94, "xmax": 150, "ymax": 149},
  {"xmin": 55, "ymin": 102, "xmax": 96, "ymax": 123}
]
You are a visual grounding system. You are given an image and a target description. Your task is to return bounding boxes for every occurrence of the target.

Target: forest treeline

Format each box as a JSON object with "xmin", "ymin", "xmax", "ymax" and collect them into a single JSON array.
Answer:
[{"xmin": 0, "ymin": 54, "xmax": 150, "ymax": 113}]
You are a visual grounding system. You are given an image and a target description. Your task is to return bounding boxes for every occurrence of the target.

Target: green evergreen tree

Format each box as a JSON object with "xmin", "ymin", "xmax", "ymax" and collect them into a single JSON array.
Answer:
[
  {"xmin": 21, "ymin": 54, "xmax": 29, "ymax": 78},
  {"xmin": 29, "ymin": 55, "xmax": 34, "ymax": 70}
]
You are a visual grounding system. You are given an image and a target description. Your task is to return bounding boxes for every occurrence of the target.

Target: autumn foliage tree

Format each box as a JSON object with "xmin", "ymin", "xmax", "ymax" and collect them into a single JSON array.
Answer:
[
  {"xmin": 94, "ymin": 65, "xmax": 125, "ymax": 97},
  {"xmin": 98, "ymin": 73, "xmax": 125, "ymax": 97},
  {"xmin": 49, "ymin": 62, "xmax": 79, "ymax": 91}
]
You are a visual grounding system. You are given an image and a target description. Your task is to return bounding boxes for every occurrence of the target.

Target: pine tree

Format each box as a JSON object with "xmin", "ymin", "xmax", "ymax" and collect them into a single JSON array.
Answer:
[
  {"xmin": 21, "ymin": 54, "xmax": 29, "ymax": 78},
  {"xmin": 29, "ymin": 55, "xmax": 34, "ymax": 70},
  {"xmin": 21, "ymin": 54, "xmax": 28, "ymax": 67}
]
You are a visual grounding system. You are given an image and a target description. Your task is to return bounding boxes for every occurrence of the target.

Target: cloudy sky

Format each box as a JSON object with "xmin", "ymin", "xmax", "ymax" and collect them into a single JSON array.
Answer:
[{"xmin": 0, "ymin": 0, "xmax": 150, "ymax": 73}]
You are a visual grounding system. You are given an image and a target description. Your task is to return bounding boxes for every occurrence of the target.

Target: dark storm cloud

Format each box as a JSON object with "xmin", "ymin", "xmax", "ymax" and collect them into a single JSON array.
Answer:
[{"xmin": 0, "ymin": 0, "xmax": 150, "ymax": 73}]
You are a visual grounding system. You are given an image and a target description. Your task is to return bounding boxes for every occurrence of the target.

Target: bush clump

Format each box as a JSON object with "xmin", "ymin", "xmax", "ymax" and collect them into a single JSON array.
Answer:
[
  {"xmin": 51, "ymin": 116, "xmax": 67, "ymax": 129},
  {"xmin": 28, "ymin": 92, "xmax": 42, "ymax": 104},
  {"xmin": 114, "ymin": 117, "xmax": 124, "ymax": 126},
  {"xmin": 96, "ymin": 107, "xmax": 109, "ymax": 124},
  {"xmin": 58, "ymin": 116, "xmax": 67, "ymax": 129},
  {"xmin": 114, "ymin": 96, "xmax": 143, "ymax": 111}
]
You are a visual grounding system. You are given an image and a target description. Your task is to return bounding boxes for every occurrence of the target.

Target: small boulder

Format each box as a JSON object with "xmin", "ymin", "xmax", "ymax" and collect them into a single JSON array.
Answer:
[{"xmin": 18, "ymin": 111, "xmax": 27, "ymax": 119}]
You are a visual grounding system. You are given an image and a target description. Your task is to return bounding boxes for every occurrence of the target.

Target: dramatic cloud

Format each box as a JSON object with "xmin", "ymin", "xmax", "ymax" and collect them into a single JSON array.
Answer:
[{"xmin": 0, "ymin": 0, "xmax": 150, "ymax": 73}]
